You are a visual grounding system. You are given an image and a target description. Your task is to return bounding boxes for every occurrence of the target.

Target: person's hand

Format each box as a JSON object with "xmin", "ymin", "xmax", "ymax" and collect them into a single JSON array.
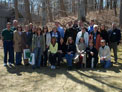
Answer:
[
  {"xmin": 90, "ymin": 52, "xmax": 94, "ymax": 56},
  {"xmin": 100, "ymin": 57, "xmax": 105, "ymax": 61},
  {"xmin": 117, "ymin": 41, "xmax": 120, "ymax": 45},
  {"xmin": 68, "ymin": 52, "xmax": 71, "ymax": 54}
]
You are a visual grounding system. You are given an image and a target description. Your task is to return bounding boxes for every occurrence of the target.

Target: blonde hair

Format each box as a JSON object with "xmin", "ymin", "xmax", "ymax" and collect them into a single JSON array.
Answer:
[{"xmin": 66, "ymin": 37, "xmax": 73, "ymax": 45}]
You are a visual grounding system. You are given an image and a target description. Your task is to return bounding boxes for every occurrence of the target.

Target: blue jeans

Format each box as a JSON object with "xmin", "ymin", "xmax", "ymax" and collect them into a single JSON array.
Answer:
[
  {"xmin": 65, "ymin": 54, "xmax": 74, "ymax": 66},
  {"xmin": 16, "ymin": 52, "xmax": 22, "ymax": 65},
  {"xmin": 3, "ymin": 41, "xmax": 14, "ymax": 64},
  {"xmin": 33, "ymin": 48, "xmax": 42, "ymax": 68},
  {"xmin": 100, "ymin": 60, "xmax": 111, "ymax": 68}
]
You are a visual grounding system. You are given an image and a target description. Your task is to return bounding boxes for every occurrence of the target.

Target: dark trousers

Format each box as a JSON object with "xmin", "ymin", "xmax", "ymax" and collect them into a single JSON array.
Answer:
[
  {"xmin": 57, "ymin": 52, "xmax": 65, "ymax": 66},
  {"xmin": 42, "ymin": 48, "xmax": 48, "ymax": 66},
  {"xmin": 109, "ymin": 42, "xmax": 117, "ymax": 62},
  {"xmin": 49, "ymin": 53, "xmax": 57, "ymax": 66},
  {"xmin": 3, "ymin": 41, "xmax": 14, "ymax": 64},
  {"xmin": 16, "ymin": 52, "xmax": 22, "ymax": 65}
]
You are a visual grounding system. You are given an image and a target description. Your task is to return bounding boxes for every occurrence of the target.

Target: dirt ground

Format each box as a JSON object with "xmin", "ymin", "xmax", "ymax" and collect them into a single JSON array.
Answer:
[{"xmin": 0, "ymin": 44, "xmax": 122, "ymax": 92}]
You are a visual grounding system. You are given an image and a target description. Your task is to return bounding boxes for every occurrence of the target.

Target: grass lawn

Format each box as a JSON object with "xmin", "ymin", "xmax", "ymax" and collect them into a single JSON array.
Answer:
[{"xmin": 0, "ymin": 45, "xmax": 122, "ymax": 92}]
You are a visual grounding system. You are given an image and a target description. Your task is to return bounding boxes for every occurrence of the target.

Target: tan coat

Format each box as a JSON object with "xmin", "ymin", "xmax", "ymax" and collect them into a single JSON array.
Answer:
[{"xmin": 14, "ymin": 31, "xmax": 23, "ymax": 52}]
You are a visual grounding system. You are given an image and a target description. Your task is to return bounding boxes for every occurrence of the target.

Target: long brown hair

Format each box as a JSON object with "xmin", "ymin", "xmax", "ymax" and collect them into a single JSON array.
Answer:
[{"xmin": 51, "ymin": 37, "xmax": 57, "ymax": 46}]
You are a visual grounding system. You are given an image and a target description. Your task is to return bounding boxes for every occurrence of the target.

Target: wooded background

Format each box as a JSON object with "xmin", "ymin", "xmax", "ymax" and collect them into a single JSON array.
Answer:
[{"xmin": 0, "ymin": 0, "xmax": 122, "ymax": 27}]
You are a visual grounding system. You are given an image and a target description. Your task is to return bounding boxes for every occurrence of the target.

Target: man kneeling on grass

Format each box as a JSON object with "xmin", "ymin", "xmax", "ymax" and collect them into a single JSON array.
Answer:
[{"xmin": 99, "ymin": 40, "xmax": 112, "ymax": 68}]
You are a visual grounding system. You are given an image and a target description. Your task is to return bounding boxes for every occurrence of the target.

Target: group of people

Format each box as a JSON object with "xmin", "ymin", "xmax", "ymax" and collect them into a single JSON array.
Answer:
[{"xmin": 1, "ymin": 19, "xmax": 121, "ymax": 70}]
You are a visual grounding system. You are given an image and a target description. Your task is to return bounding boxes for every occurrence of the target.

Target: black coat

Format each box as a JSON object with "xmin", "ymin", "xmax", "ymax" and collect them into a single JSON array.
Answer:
[
  {"xmin": 58, "ymin": 43, "xmax": 66, "ymax": 54},
  {"xmin": 108, "ymin": 28, "xmax": 121, "ymax": 44},
  {"xmin": 65, "ymin": 43, "xmax": 76, "ymax": 55},
  {"xmin": 85, "ymin": 47, "xmax": 98, "ymax": 68},
  {"xmin": 100, "ymin": 29, "xmax": 109, "ymax": 43}
]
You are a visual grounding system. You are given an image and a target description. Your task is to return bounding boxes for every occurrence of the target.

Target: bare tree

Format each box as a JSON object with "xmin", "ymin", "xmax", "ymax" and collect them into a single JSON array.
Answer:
[
  {"xmin": 24, "ymin": 0, "xmax": 32, "ymax": 23},
  {"xmin": 78, "ymin": 0, "xmax": 86, "ymax": 21},
  {"xmin": 99, "ymin": 0, "xmax": 103, "ymax": 13},
  {"xmin": 42, "ymin": 0, "xmax": 47, "ymax": 26},
  {"xmin": 46, "ymin": 0, "xmax": 53, "ymax": 22},
  {"xmin": 113, "ymin": 0, "xmax": 117, "ymax": 16},
  {"xmin": 59, "ymin": 0, "xmax": 67, "ymax": 17},
  {"xmin": 120, "ymin": 0, "xmax": 122, "ymax": 27},
  {"xmin": 14, "ymin": 0, "xmax": 19, "ymax": 20}
]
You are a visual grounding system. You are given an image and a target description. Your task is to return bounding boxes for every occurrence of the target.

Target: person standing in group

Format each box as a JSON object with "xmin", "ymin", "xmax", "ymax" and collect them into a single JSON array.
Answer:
[
  {"xmin": 11, "ymin": 20, "xmax": 18, "ymax": 31},
  {"xmin": 22, "ymin": 25, "xmax": 32, "ymax": 65},
  {"xmin": 99, "ymin": 24, "xmax": 109, "ymax": 44},
  {"xmin": 14, "ymin": 25, "xmax": 23, "ymax": 65},
  {"xmin": 2, "ymin": 22, "xmax": 14, "ymax": 66},
  {"xmin": 75, "ymin": 27, "xmax": 89, "ymax": 47},
  {"xmin": 90, "ymin": 25, "xmax": 102, "ymax": 51},
  {"xmin": 88, "ymin": 20, "xmax": 95, "ymax": 34},
  {"xmin": 99, "ymin": 40, "xmax": 111, "ymax": 68},
  {"xmin": 42, "ymin": 26, "xmax": 51, "ymax": 67},
  {"xmin": 50, "ymin": 27, "xmax": 61, "ymax": 44},
  {"xmin": 65, "ymin": 37, "xmax": 76, "ymax": 70},
  {"xmin": 55, "ymin": 22, "xmax": 65, "ymax": 38},
  {"xmin": 49, "ymin": 37, "xmax": 58, "ymax": 69},
  {"xmin": 32, "ymin": 27, "xmax": 45, "ymax": 69},
  {"xmin": 108, "ymin": 23, "xmax": 121, "ymax": 63}
]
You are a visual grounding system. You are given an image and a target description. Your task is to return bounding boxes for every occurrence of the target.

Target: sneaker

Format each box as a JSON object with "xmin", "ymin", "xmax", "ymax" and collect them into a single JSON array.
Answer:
[
  {"xmin": 51, "ymin": 65, "xmax": 53, "ymax": 69},
  {"xmin": 53, "ymin": 66, "xmax": 56, "ymax": 69},
  {"xmin": 8, "ymin": 62, "xmax": 12, "ymax": 66},
  {"xmin": 4, "ymin": 63, "xmax": 7, "ymax": 66}
]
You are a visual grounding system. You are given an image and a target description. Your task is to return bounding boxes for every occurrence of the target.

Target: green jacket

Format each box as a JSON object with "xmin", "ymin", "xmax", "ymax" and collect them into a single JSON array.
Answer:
[{"xmin": 32, "ymin": 34, "xmax": 45, "ymax": 55}]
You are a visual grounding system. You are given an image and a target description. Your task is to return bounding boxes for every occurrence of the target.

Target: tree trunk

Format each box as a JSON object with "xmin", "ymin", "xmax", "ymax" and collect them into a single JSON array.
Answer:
[
  {"xmin": 78, "ymin": 0, "xmax": 86, "ymax": 21},
  {"xmin": 72, "ymin": 0, "xmax": 76, "ymax": 15},
  {"xmin": 59, "ymin": 0, "xmax": 67, "ymax": 17},
  {"xmin": 46, "ymin": 0, "xmax": 53, "ymax": 22},
  {"xmin": 99, "ymin": 0, "xmax": 103, "ymax": 13},
  {"xmin": 42, "ymin": 0, "xmax": 47, "ymax": 26},
  {"xmin": 14, "ymin": 0, "xmax": 19, "ymax": 20},
  {"xmin": 24, "ymin": 0, "xmax": 32, "ymax": 23},
  {"xmin": 113, "ymin": 0, "xmax": 117, "ymax": 16},
  {"xmin": 110, "ymin": 0, "xmax": 113, "ymax": 9},
  {"xmin": 120, "ymin": 0, "xmax": 122, "ymax": 27},
  {"xmin": 106, "ymin": 0, "xmax": 109, "ymax": 9},
  {"xmin": 85, "ymin": 0, "xmax": 87, "ymax": 16}
]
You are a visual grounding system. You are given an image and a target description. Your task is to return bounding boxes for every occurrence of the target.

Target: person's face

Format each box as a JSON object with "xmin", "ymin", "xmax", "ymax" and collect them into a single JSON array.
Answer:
[
  {"xmin": 112, "ymin": 24, "xmax": 116, "ymax": 29},
  {"xmin": 69, "ymin": 39, "xmax": 73, "ymax": 44},
  {"xmin": 37, "ymin": 29, "xmax": 41, "ymax": 35},
  {"xmin": 82, "ymin": 28, "xmax": 85, "ymax": 33},
  {"xmin": 53, "ymin": 28, "xmax": 57, "ymax": 33},
  {"xmin": 80, "ymin": 38, "xmax": 84, "ymax": 43},
  {"xmin": 7, "ymin": 24, "xmax": 11, "ymax": 29},
  {"xmin": 89, "ymin": 42, "xmax": 93, "ymax": 47},
  {"xmin": 13, "ymin": 21, "xmax": 18, "ymax": 27},
  {"xmin": 60, "ymin": 38, "xmax": 64, "ymax": 43},
  {"xmin": 18, "ymin": 27, "xmax": 22, "ymax": 31},
  {"xmin": 101, "ymin": 25, "xmax": 105, "ymax": 30},
  {"xmin": 44, "ymin": 28, "xmax": 47, "ymax": 33},
  {"xmin": 30, "ymin": 24, "xmax": 33, "ymax": 29},
  {"xmin": 32, "ymin": 27, "xmax": 36, "ymax": 33},
  {"xmin": 94, "ymin": 27, "xmax": 98, "ymax": 32},
  {"xmin": 25, "ymin": 26, "xmax": 29, "ymax": 32},
  {"xmin": 91, "ymin": 21, "xmax": 94, "ymax": 26},
  {"xmin": 101, "ymin": 42, "xmax": 105, "ymax": 46}
]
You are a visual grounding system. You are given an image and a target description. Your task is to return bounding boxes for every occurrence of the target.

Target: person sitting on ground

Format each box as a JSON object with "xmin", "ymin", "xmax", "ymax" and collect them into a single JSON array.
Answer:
[
  {"xmin": 99, "ymin": 40, "xmax": 112, "ymax": 68},
  {"xmin": 57, "ymin": 38, "xmax": 66, "ymax": 67},
  {"xmin": 48, "ymin": 37, "xmax": 58, "ymax": 69},
  {"xmin": 75, "ymin": 37, "xmax": 86, "ymax": 68},
  {"xmin": 65, "ymin": 37, "xmax": 76, "ymax": 70},
  {"xmin": 85, "ymin": 40, "xmax": 98, "ymax": 68}
]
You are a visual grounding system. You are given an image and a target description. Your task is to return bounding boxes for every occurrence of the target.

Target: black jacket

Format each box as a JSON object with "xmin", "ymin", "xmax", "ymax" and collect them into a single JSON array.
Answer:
[
  {"xmin": 58, "ymin": 43, "xmax": 66, "ymax": 53},
  {"xmin": 108, "ymin": 28, "xmax": 121, "ymax": 44},
  {"xmin": 100, "ymin": 29, "xmax": 109, "ymax": 43},
  {"xmin": 85, "ymin": 47, "xmax": 98, "ymax": 68},
  {"xmin": 65, "ymin": 43, "xmax": 76, "ymax": 55}
]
